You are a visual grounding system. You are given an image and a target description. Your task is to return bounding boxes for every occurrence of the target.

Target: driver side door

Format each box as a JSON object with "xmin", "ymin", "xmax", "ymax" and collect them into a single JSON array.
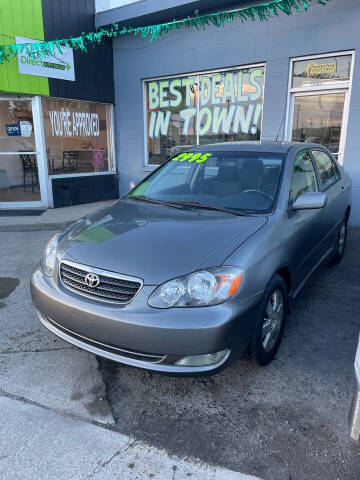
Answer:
[{"xmin": 287, "ymin": 150, "xmax": 325, "ymax": 290}]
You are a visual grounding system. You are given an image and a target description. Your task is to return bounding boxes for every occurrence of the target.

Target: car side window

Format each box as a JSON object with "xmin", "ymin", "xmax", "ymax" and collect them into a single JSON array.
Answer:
[
  {"xmin": 289, "ymin": 151, "xmax": 318, "ymax": 202},
  {"xmin": 311, "ymin": 150, "xmax": 340, "ymax": 190}
]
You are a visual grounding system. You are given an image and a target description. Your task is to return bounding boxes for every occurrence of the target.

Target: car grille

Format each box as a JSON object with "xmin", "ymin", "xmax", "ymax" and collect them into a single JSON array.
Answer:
[{"xmin": 59, "ymin": 260, "xmax": 142, "ymax": 304}]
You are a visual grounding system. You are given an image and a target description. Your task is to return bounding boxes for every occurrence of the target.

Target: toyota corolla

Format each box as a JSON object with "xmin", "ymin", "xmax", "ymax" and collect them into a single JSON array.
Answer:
[{"xmin": 30, "ymin": 142, "xmax": 351, "ymax": 374}]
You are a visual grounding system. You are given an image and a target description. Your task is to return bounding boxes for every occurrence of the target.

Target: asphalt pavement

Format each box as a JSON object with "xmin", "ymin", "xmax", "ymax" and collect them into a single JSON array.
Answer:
[
  {"xmin": 99, "ymin": 228, "xmax": 360, "ymax": 480},
  {"xmin": 0, "ymin": 227, "xmax": 359, "ymax": 479},
  {"xmin": 0, "ymin": 229, "xmax": 260, "ymax": 480}
]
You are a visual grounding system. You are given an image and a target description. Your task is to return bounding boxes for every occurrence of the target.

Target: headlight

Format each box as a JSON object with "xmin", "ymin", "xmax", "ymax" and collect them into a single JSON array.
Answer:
[
  {"xmin": 41, "ymin": 233, "xmax": 60, "ymax": 277},
  {"xmin": 148, "ymin": 267, "xmax": 243, "ymax": 308}
]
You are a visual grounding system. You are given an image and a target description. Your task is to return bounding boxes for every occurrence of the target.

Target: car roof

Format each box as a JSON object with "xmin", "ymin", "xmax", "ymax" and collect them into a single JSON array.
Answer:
[{"xmin": 190, "ymin": 141, "xmax": 324, "ymax": 155}]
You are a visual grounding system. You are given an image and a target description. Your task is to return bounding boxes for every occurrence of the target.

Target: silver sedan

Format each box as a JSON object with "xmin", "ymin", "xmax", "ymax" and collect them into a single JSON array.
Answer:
[{"xmin": 31, "ymin": 142, "xmax": 352, "ymax": 374}]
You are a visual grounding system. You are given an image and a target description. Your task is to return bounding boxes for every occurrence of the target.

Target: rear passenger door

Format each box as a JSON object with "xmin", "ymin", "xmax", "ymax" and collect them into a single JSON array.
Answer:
[{"xmin": 310, "ymin": 149, "xmax": 343, "ymax": 252}]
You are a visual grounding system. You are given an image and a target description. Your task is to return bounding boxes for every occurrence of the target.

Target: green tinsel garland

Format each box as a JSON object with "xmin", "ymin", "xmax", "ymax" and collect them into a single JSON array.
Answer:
[{"xmin": 0, "ymin": 0, "xmax": 330, "ymax": 64}]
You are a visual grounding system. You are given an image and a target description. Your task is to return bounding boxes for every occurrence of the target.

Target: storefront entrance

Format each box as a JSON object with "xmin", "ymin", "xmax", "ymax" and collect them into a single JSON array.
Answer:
[
  {"xmin": 0, "ymin": 95, "xmax": 117, "ymax": 210},
  {"xmin": 286, "ymin": 52, "xmax": 353, "ymax": 164},
  {"xmin": 0, "ymin": 96, "xmax": 48, "ymax": 209}
]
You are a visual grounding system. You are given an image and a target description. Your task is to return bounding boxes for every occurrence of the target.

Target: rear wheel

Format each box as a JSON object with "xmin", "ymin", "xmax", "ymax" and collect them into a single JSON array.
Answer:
[
  {"xmin": 331, "ymin": 217, "xmax": 348, "ymax": 264},
  {"xmin": 246, "ymin": 275, "xmax": 287, "ymax": 366}
]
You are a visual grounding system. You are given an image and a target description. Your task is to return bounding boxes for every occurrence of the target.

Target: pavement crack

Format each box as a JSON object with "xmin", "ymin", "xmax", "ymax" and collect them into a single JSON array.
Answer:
[
  {"xmin": 81, "ymin": 439, "xmax": 138, "ymax": 480},
  {"xmin": 0, "ymin": 346, "xmax": 76, "ymax": 355},
  {"xmin": 0, "ymin": 388, "xmax": 117, "ymax": 431}
]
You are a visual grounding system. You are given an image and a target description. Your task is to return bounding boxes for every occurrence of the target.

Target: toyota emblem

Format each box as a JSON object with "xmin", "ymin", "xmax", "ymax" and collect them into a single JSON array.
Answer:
[{"xmin": 85, "ymin": 273, "xmax": 100, "ymax": 288}]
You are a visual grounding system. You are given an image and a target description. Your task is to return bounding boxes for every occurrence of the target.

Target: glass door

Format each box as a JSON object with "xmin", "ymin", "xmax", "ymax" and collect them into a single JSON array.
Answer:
[
  {"xmin": 287, "ymin": 53, "xmax": 354, "ymax": 165},
  {"xmin": 0, "ymin": 97, "xmax": 47, "ymax": 208},
  {"xmin": 289, "ymin": 91, "xmax": 348, "ymax": 163}
]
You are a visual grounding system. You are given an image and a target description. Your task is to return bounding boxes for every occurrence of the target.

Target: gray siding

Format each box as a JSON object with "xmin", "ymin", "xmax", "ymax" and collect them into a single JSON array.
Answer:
[
  {"xmin": 42, "ymin": 0, "xmax": 114, "ymax": 103},
  {"xmin": 112, "ymin": 0, "xmax": 360, "ymax": 224}
]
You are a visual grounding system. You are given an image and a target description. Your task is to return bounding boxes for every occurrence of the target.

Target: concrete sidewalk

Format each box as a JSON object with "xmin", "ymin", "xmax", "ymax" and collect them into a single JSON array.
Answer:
[
  {"xmin": 0, "ymin": 201, "xmax": 114, "ymax": 232},
  {"xmin": 0, "ymin": 395, "xmax": 261, "ymax": 480}
]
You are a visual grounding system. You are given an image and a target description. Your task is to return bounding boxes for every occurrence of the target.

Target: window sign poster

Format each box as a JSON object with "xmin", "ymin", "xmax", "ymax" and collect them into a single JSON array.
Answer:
[
  {"xmin": 47, "ymin": 109, "xmax": 100, "ymax": 137},
  {"xmin": 16, "ymin": 36, "xmax": 75, "ymax": 81},
  {"xmin": 292, "ymin": 55, "xmax": 352, "ymax": 88},
  {"xmin": 145, "ymin": 66, "xmax": 265, "ymax": 165},
  {"xmin": 19, "ymin": 120, "xmax": 33, "ymax": 137},
  {"xmin": 6, "ymin": 123, "xmax": 21, "ymax": 136}
]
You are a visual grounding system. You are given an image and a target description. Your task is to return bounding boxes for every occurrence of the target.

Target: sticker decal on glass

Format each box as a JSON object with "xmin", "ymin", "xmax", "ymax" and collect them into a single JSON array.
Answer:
[{"xmin": 171, "ymin": 152, "xmax": 213, "ymax": 163}]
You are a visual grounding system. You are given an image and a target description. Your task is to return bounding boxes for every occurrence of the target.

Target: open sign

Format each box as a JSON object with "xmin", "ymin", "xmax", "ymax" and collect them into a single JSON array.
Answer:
[{"xmin": 6, "ymin": 123, "xmax": 21, "ymax": 136}]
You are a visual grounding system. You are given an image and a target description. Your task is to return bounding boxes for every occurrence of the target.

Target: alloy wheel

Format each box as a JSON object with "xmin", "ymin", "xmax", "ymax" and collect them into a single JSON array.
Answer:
[
  {"xmin": 338, "ymin": 222, "xmax": 346, "ymax": 256},
  {"xmin": 262, "ymin": 289, "xmax": 284, "ymax": 352}
]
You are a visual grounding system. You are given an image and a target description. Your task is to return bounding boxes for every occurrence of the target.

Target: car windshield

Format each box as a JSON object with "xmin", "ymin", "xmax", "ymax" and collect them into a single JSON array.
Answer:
[{"xmin": 127, "ymin": 150, "xmax": 285, "ymax": 214}]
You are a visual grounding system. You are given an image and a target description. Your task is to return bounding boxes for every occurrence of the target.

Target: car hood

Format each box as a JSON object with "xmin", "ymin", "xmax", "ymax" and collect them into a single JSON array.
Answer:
[{"xmin": 60, "ymin": 199, "xmax": 267, "ymax": 285}]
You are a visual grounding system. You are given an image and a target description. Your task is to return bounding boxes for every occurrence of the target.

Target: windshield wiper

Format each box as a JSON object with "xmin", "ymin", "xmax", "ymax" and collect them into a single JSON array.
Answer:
[
  {"xmin": 165, "ymin": 201, "xmax": 248, "ymax": 216},
  {"xmin": 127, "ymin": 195, "xmax": 187, "ymax": 210}
]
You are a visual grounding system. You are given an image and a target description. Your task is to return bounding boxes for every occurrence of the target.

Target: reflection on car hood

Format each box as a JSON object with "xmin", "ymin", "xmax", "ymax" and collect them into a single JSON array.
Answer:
[{"xmin": 60, "ymin": 199, "xmax": 267, "ymax": 285}]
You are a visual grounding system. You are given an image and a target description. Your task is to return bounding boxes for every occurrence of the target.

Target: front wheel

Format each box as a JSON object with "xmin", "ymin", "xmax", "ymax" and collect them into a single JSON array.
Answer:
[
  {"xmin": 246, "ymin": 275, "xmax": 287, "ymax": 366},
  {"xmin": 331, "ymin": 217, "xmax": 348, "ymax": 264}
]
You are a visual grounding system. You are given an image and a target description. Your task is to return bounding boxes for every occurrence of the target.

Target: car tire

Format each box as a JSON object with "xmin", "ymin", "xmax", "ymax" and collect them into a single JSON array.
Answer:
[
  {"xmin": 245, "ymin": 274, "xmax": 287, "ymax": 366},
  {"xmin": 331, "ymin": 216, "xmax": 348, "ymax": 264}
]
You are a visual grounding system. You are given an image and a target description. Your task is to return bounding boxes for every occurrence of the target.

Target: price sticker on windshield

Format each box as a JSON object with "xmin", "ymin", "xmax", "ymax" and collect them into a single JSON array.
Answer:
[{"xmin": 171, "ymin": 152, "xmax": 213, "ymax": 163}]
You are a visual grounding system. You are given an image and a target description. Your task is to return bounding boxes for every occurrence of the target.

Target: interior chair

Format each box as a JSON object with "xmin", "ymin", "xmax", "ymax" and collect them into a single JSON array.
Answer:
[
  {"xmin": 207, "ymin": 165, "xmax": 240, "ymax": 197},
  {"xmin": 290, "ymin": 165, "xmax": 317, "ymax": 201},
  {"xmin": 0, "ymin": 169, "xmax": 11, "ymax": 200},
  {"xmin": 241, "ymin": 158, "xmax": 264, "ymax": 191},
  {"xmin": 19, "ymin": 152, "xmax": 39, "ymax": 192},
  {"xmin": 261, "ymin": 166, "xmax": 280, "ymax": 198},
  {"xmin": 63, "ymin": 151, "xmax": 79, "ymax": 174}
]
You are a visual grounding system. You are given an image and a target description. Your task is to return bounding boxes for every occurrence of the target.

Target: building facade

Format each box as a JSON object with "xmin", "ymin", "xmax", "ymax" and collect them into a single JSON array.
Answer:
[
  {"xmin": 96, "ymin": 0, "xmax": 360, "ymax": 224},
  {"xmin": 0, "ymin": 0, "xmax": 118, "ymax": 209}
]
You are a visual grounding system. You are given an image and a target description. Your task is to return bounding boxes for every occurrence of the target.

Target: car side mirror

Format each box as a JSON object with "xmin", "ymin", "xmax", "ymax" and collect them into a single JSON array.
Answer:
[{"xmin": 292, "ymin": 192, "xmax": 328, "ymax": 210}]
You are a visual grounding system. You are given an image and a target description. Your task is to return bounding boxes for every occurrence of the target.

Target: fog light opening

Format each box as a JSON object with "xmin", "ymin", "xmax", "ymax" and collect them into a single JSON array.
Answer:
[{"xmin": 174, "ymin": 349, "xmax": 230, "ymax": 367}]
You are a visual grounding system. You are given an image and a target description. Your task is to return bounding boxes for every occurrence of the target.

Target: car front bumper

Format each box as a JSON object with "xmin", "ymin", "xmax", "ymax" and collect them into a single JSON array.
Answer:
[
  {"xmin": 30, "ymin": 265, "xmax": 262, "ymax": 374},
  {"xmin": 350, "ymin": 334, "xmax": 360, "ymax": 442}
]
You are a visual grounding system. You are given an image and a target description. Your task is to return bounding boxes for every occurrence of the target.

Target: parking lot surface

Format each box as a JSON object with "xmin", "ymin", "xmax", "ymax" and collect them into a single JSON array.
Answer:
[
  {"xmin": 99, "ymin": 228, "xmax": 360, "ymax": 480},
  {"xmin": 0, "ymin": 230, "xmax": 259, "ymax": 480},
  {"xmin": 0, "ymin": 228, "xmax": 359, "ymax": 479}
]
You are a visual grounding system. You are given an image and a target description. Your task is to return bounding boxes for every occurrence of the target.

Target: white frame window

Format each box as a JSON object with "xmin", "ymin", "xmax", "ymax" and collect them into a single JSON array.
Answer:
[
  {"xmin": 143, "ymin": 63, "xmax": 266, "ymax": 168},
  {"xmin": 285, "ymin": 51, "xmax": 355, "ymax": 165},
  {"xmin": 41, "ymin": 97, "xmax": 116, "ymax": 208},
  {"xmin": 0, "ymin": 95, "xmax": 116, "ymax": 209},
  {"xmin": 0, "ymin": 95, "xmax": 49, "ymax": 209}
]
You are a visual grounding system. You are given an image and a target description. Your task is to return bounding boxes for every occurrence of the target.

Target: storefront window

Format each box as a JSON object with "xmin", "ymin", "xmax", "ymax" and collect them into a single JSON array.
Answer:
[
  {"xmin": 42, "ymin": 98, "xmax": 114, "ymax": 175},
  {"xmin": 288, "ymin": 53, "xmax": 353, "ymax": 163},
  {"xmin": 291, "ymin": 93, "xmax": 345, "ymax": 154},
  {"xmin": 146, "ymin": 77, "xmax": 197, "ymax": 165},
  {"xmin": 292, "ymin": 55, "xmax": 352, "ymax": 88},
  {"xmin": 145, "ymin": 65, "xmax": 265, "ymax": 165}
]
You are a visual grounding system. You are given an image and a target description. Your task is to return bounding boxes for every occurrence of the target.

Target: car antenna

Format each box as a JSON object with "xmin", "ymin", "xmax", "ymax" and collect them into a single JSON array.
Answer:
[{"xmin": 275, "ymin": 111, "xmax": 286, "ymax": 142}]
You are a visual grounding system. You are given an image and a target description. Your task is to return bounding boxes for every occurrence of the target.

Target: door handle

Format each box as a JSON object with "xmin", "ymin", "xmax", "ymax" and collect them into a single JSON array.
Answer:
[{"xmin": 341, "ymin": 185, "xmax": 345, "ymax": 193}]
